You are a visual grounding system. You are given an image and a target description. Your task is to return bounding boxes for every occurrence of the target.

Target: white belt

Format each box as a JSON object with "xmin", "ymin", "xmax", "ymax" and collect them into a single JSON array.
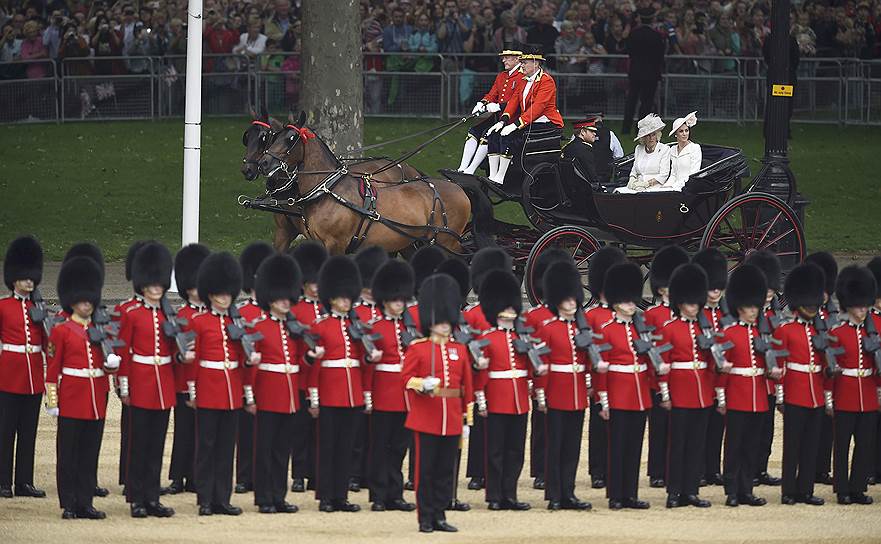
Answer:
[
  {"xmin": 132, "ymin": 354, "xmax": 173, "ymax": 366},
  {"xmin": 321, "ymin": 358, "xmax": 360, "ymax": 369},
  {"xmin": 374, "ymin": 363, "xmax": 402, "ymax": 373},
  {"xmin": 199, "ymin": 360, "xmax": 239, "ymax": 370},
  {"xmin": 671, "ymin": 361, "xmax": 707, "ymax": 371},
  {"xmin": 841, "ymin": 367, "xmax": 874, "ymax": 378},
  {"xmin": 549, "ymin": 363, "xmax": 585, "ymax": 373},
  {"xmin": 786, "ymin": 362, "xmax": 822, "ymax": 374},
  {"xmin": 258, "ymin": 362, "xmax": 300, "ymax": 374},
  {"xmin": 729, "ymin": 367, "xmax": 764, "ymax": 377},
  {"xmin": 2, "ymin": 343, "xmax": 42, "ymax": 354},
  {"xmin": 489, "ymin": 369, "xmax": 528, "ymax": 379},
  {"xmin": 62, "ymin": 367, "xmax": 105, "ymax": 378},
  {"xmin": 607, "ymin": 363, "xmax": 648, "ymax": 374}
]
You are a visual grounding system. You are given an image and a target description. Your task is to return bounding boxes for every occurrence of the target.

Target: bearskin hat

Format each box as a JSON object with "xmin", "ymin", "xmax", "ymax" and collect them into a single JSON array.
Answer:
[
  {"xmin": 318, "ymin": 256, "xmax": 362, "ymax": 311},
  {"xmin": 692, "ymin": 248, "xmax": 728, "ymax": 291},
  {"xmin": 544, "ymin": 260, "xmax": 584, "ymax": 312},
  {"xmin": 867, "ymin": 257, "xmax": 881, "ymax": 299},
  {"xmin": 669, "ymin": 264, "xmax": 708, "ymax": 312},
  {"xmin": 470, "ymin": 247, "xmax": 513, "ymax": 296},
  {"xmin": 531, "ymin": 247, "xmax": 571, "ymax": 300},
  {"xmin": 4, "ymin": 236, "xmax": 43, "ymax": 290},
  {"xmin": 132, "ymin": 242, "xmax": 173, "ymax": 295},
  {"xmin": 255, "ymin": 253, "xmax": 302, "ymax": 311},
  {"xmin": 63, "ymin": 242, "xmax": 105, "ymax": 283},
  {"xmin": 587, "ymin": 246, "xmax": 625, "ymax": 298},
  {"xmin": 784, "ymin": 263, "xmax": 825, "ymax": 311},
  {"xmin": 436, "ymin": 258, "xmax": 471, "ymax": 300},
  {"xmin": 418, "ymin": 273, "xmax": 463, "ymax": 336},
  {"xmin": 372, "ymin": 259, "xmax": 415, "ymax": 307},
  {"xmin": 197, "ymin": 252, "xmax": 243, "ymax": 304},
  {"xmin": 410, "ymin": 245, "xmax": 447, "ymax": 293},
  {"xmin": 240, "ymin": 241, "xmax": 275, "ymax": 293},
  {"xmin": 480, "ymin": 270, "xmax": 522, "ymax": 326},
  {"xmin": 805, "ymin": 251, "xmax": 838, "ymax": 296},
  {"xmin": 57, "ymin": 256, "xmax": 102, "ymax": 314},
  {"xmin": 290, "ymin": 241, "xmax": 327, "ymax": 285},
  {"xmin": 355, "ymin": 246, "xmax": 389, "ymax": 289},
  {"xmin": 725, "ymin": 264, "xmax": 767, "ymax": 312},
  {"xmin": 744, "ymin": 250, "xmax": 782, "ymax": 292},
  {"xmin": 174, "ymin": 243, "xmax": 210, "ymax": 301},
  {"xmin": 650, "ymin": 245, "xmax": 689, "ymax": 295},
  {"xmin": 124, "ymin": 240, "xmax": 149, "ymax": 281},
  {"xmin": 835, "ymin": 265, "xmax": 877, "ymax": 310},
  {"xmin": 604, "ymin": 262, "xmax": 644, "ymax": 306}
]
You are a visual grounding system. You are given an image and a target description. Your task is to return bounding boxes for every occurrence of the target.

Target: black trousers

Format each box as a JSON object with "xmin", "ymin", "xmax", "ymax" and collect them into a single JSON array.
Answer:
[
  {"xmin": 0, "ymin": 391, "xmax": 41, "ymax": 487},
  {"xmin": 757, "ymin": 394, "xmax": 776, "ymax": 475},
  {"xmin": 622, "ymin": 78, "xmax": 659, "ymax": 134},
  {"xmin": 236, "ymin": 409, "xmax": 255, "ymax": 486},
  {"xmin": 723, "ymin": 410, "xmax": 763, "ymax": 497},
  {"xmin": 667, "ymin": 407, "xmax": 710, "ymax": 497},
  {"xmin": 196, "ymin": 408, "xmax": 238, "ymax": 507},
  {"xmin": 254, "ymin": 410, "xmax": 294, "ymax": 507},
  {"xmin": 368, "ymin": 410, "xmax": 409, "ymax": 504},
  {"xmin": 291, "ymin": 390, "xmax": 314, "ymax": 480},
  {"xmin": 466, "ymin": 413, "xmax": 485, "ymax": 480},
  {"xmin": 414, "ymin": 432, "xmax": 457, "ymax": 526},
  {"xmin": 351, "ymin": 412, "xmax": 370, "ymax": 483},
  {"xmin": 782, "ymin": 404, "xmax": 823, "ymax": 498},
  {"xmin": 876, "ymin": 413, "xmax": 881, "ymax": 478},
  {"xmin": 704, "ymin": 403, "xmax": 725, "ymax": 479},
  {"xmin": 485, "ymin": 413, "xmax": 528, "ymax": 503},
  {"xmin": 588, "ymin": 400, "xmax": 607, "ymax": 480},
  {"xmin": 816, "ymin": 412, "xmax": 833, "ymax": 478},
  {"xmin": 316, "ymin": 406, "xmax": 358, "ymax": 502},
  {"xmin": 544, "ymin": 408, "xmax": 585, "ymax": 502},
  {"xmin": 529, "ymin": 400, "xmax": 546, "ymax": 479},
  {"xmin": 57, "ymin": 416, "xmax": 104, "ymax": 511},
  {"xmin": 608, "ymin": 409, "xmax": 647, "ymax": 501},
  {"xmin": 126, "ymin": 406, "xmax": 170, "ymax": 505},
  {"xmin": 119, "ymin": 404, "xmax": 129, "ymax": 485},
  {"xmin": 833, "ymin": 410, "xmax": 878, "ymax": 497},
  {"xmin": 168, "ymin": 392, "xmax": 195, "ymax": 485},
  {"xmin": 647, "ymin": 392, "xmax": 668, "ymax": 480}
]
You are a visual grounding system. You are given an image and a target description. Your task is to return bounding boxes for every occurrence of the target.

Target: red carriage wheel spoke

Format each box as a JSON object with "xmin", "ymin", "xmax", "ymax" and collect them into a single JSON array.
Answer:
[
  {"xmin": 753, "ymin": 210, "xmax": 783, "ymax": 248},
  {"xmin": 721, "ymin": 216, "xmax": 748, "ymax": 250},
  {"xmin": 758, "ymin": 227, "xmax": 795, "ymax": 251}
]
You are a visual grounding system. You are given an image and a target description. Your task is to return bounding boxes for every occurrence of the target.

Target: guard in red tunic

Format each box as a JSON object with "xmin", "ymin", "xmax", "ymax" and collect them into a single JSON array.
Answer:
[
  {"xmin": 717, "ymin": 265, "xmax": 780, "ymax": 507},
  {"xmin": 828, "ymin": 265, "xmax": 879, "ymax": 505},
  {"xmin": 46, "ymin": 256, "xmax": 117, "ymax": 519},
  {"xmin": 476, "ymin": 269, "xmax": 538, "ymax": 511},
  {"xmin": 190, "ymin": 252, "xmax": 253, "ymax": 516},
  {"xmin": 644, "ymin": 245, "xmax": 689, "ymax": 489},
  {"xmin": 288, "ymin": 240, "xmax": 327, "ymax": 492},
  {"xmin": 775, "ymin": 263, "xmax": 828, "ymax": 506},
  {"xmin": 867, "ymin": 257, "xmax": 881, "ymax": 484},
  {"xmin": 534, "ymin": 260, "xmax": 592, "ymax": 511},
  {"xmin": 659, "ymin": 264, "xmax": 717, "ymax": 508},
  {"xmin": 596, "ymin": 262, "xmax": 661, "ymax": 510},
  {"xmin": 365, "ymin": 259, "xmax": 417, "ymax": 512},
  {"xmin": 0, "ymin": 236, "xmax": 47, "ymax": 499},
  {"xmin": 406, "ymin": 245, "xmax": 447, "ymax": 333},
  {"xmin": 167, "ymin": 243, "xmax": 209, "ymax": 494},
  {"xmin": 308, "ymin": 256, "xmax": 379, "ymax": 513},
  {"xmin": 692, "ymin": 247, "xmax": 729, "ymax": 487},
  {"xmin": 117, "ymin": 242, "xmax": 177, "ymax": 518},
  {"xmin": 404, "ymin": 273, "xmax": 474, "ymax": 533},
  {"xmin": 249, "ymin": 253, "xmax": 307, "ymax": 514}
]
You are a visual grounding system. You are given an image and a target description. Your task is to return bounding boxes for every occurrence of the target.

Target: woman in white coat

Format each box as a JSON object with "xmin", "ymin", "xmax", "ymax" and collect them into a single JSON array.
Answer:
[
  {"xmin": 616, "ymin": 114, "xmax": 672, "ymax": 194},
  {"xmin": 668, "ymin": 111, "xmax": 702, "ymax": 191}
]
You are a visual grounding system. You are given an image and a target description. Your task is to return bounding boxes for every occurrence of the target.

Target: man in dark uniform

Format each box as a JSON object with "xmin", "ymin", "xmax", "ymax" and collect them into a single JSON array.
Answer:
[
  {"xmin": 562, "ymin": 116, "xmax": 598, "ymax": 212},
  {"xmin": 622, "ymin": 8, "xmax": 665, "ymax": 135},
  {"xmin": 585, "ymin": 112, "xmax": 625, "ymax": 184}
]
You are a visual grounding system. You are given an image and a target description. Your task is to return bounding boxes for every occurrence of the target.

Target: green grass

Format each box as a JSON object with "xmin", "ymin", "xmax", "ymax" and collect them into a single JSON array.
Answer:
[{"xmin": 0, "ymin": 117, "xmax": 878, "ymax": 259}]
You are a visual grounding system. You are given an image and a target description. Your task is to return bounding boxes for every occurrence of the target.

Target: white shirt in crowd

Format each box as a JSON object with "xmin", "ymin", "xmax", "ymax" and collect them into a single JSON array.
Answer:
[
  {"xmin": 616, "ymin": 143, "xmax": 672, "ymax": 193},
  {"xmin": 669, "ymin": 141, "xmax": 702, "ymax": 191},
  {"xmin": 233, "ymin": 32, "xmax": 267, "ymax": 56}
]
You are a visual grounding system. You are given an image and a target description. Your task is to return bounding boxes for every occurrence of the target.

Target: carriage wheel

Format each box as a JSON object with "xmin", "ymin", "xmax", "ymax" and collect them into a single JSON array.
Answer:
[
  {"xmin": 520, "ymin": 162, "xmax": 566, "ymax": 233},
  {"xmin": 525, "ymin": 226, "xmax": 601, "ymax": 307},
  {"xmin": 700, "ymin": 192, "xmax": 806, "ymax": 275}
]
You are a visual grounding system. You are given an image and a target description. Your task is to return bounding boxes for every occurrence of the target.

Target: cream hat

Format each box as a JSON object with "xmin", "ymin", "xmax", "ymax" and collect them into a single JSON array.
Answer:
[
  {"xmin": 669, "ymin": 111, "xmax": 698, "ymax": 137},
  {"xmin": 634, "ymin": 113, "xmax": 665, "ymax": 141}
]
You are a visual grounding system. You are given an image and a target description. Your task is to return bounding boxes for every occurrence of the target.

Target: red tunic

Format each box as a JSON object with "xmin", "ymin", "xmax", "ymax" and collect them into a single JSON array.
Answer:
[
  {"xmin": 463, "ymin": 303, "xmax": 491, "ymax": 333},
  {"xmin": 407, "ymin": 304, "xmax": 421, "ymax": 333},
  {"xmin": 250, "ymin": 313, "xmax": 303, "ymax": 414},
  {"xmin": 0, "ymin": 294, "xmax": 46, "ymax": 395},
  {"xmin": 117, "ymin": 302, "xmax": 178, "ymax": 411},
  {"xmin": 191, "ymin": 310, "xmax": 246, "ymax": 411},
  {"xmin": 703, "ymin": 305, "xmax": 725, "ymax": 331},
  {"xmin": 237, "ymin": 299, "xmax": 262, "ymax": 386},
  {"xmin": 534, "ymin": 316, "xmax": 590, "ymax": 411},
  {"xmin": 586, "ymin": 304, "xmax": 614, "ymax": 401},
  {"xmin": 644, "ymin": 303, "xmax": 673, "ymax": 392},
  {"xmin": 367, "ymin": 315, "xmax": 409, "ymax": 413},
  {"xmin": 717, "ymin": 322, "xmax": 770, "ymax": 413},
  {"xmin": 596, "ymin": 318, "xmax": 654, "ymax": 412},
  {"xmin": 774, "ymin": 318, "xmax": 826, "ymax": 409},
  {"xmin": 482, "ymin": 66, "xmax": 523, "ymax": 105},
  {"xmin": 828, "ymin": 321, "xmax": 880, "ymax": 413},
  {"xmin": 308, "ymin": 313, "xmax": 366, "ymax": 408},
  {"xmin": 501, "ymin": 69, "xmax": 564, "ymax": 128},
  {"xmin": 354, "ymin": 300, "xmax": 382, "ymax": 324},
  {"xmin": 659, "ymin": 317, "xmax": 714, "ymax": 409},
  {"xmin": 403, "ymin": 338, "xmax": 473, "ymax": 436},
  {"xmin": 46, "ymin": 319, "xmax": 110, "ymax": 420},
  {"xmin": 524, "ymin": 304, "xmax": 553, "ymax": 332},
  {"xmin": 173, "ymin": 302, "xmax": 203, "ymax": 393},
  {"xmin": 475, "ymin": 328, "xmax": 531, "ymax": 415}
]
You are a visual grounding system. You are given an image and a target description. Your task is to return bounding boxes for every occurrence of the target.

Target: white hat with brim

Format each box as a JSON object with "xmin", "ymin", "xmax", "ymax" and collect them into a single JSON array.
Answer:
[
  {"xmin": 669, "ymin": 111, "xmax": 698, "ymax": 137},
  {"xmin": 634, "ymin": 113, "xmax": 665, "ymax": 141}
]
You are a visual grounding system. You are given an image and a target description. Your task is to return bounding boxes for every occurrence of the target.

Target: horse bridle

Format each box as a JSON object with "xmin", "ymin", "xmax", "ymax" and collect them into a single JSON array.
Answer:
[
  {"xmin": 262, "ymin": 124, "xmax": 328, "ymax": 196},
  {"xmin": 241, "ymin": 120, "xmax": 273, "ymax": 169}
]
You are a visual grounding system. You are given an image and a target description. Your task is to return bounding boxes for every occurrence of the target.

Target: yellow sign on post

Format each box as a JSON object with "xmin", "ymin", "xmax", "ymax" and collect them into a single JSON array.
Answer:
[{"xmin": 772, "ymin": 84, "xmax": 794, "ymax": 97}]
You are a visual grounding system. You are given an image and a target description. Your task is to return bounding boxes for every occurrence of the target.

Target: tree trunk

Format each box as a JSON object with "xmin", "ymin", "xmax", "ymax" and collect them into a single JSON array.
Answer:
[{"xmin": 301, "ymin": 0, "xmax": 363, "ymax": 154}]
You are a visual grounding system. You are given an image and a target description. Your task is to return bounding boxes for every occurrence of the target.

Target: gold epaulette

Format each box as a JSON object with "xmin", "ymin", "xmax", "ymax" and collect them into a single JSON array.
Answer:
[
  {"xmin": 125, "ymin": 302, "xmax": 142, "ymax": 313},
  {"xmin": 540, "ymin": 316, "xmax": 559, "ymax": 326}
]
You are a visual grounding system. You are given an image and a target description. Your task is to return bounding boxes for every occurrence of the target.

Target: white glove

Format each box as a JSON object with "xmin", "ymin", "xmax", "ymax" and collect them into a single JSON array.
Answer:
[
  {"xmin": 500, "ymin": 123, "xmax": 518, "ymax": 136},
  {"xmin": 45, "ymin": 406, "xmax": 59, "ymax": 417},
  {"xmin": 422, "ymin": 376, "xmax": 440, "ymax": 393},
  {"xmin": 471, "ymin": 101, "xmax": 485, "ymax": 115},
  {"xmin": 104, "ymin": 353, "xmax": 121, "ymax": 370},
  {"xmin": 485, "ymin": 102, "xmax": 501, "ymax": 113},
  {"xmin": 485, "ymin": 121, "xmax": 504, "ymax": 135}
]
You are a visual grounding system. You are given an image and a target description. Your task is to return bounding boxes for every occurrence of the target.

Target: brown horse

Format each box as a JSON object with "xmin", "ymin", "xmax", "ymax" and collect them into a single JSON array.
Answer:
[{"xmin": 257, "ymin": 112, "xmax": 494, "ymax": 255}]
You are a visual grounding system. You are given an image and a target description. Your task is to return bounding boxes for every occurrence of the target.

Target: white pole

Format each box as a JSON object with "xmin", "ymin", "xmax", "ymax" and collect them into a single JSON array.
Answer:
[{"xmin": 181, "ymin": 0, "xmax": 203, "ymax": 247}]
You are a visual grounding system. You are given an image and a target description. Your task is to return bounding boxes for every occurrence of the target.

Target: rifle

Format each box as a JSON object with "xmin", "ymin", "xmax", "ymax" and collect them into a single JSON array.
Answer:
[
  {"xmin": 753, "ymin": 315, "xmax": 788, "ymax": 374},
  {"xmin": 400, "ymin": 310, "xmax": 420, "ymax": 349},
  {"xmin": 347, "ymin": 310, "xmax": 382, "ymax": 355},
  {"xmin": 453, "ymin": 315, "xmax": 490, "ymax": 369},
  {"xmin": 28, "ymin": 288, "xmax": 63, "ymax": 336},
  {"xmin": 93, "ymin": 305, "xmax": 120, "ymax": 337},
  {"xmin": 283, "ymin": 312, "xmax": 319, "ymax": 351},
  {"xmin": 632, "ymin": 313, "xmax": 673, "ymax": 373},
  {"xmin": 226, "ymin": 304, "xmax": 263, "ymax": 358},
  {"xmin": 573, "ymin": 311, "xmax": 611, "ymax": 367},
  {"xmin": 697, "ymin": 311, "xmax": 733, "ymax": 371},
  {"xmin": 512, "ymin": 317, "xmax": 551, "ymax": 374},
  {"xmin": 87, "ymin": 306, "xmax": 125, "ymax": 361},
  {"xmin": 823, "ymin": 299, "xmax": 842, "ymax": 330},
  {"xmin": 811, "ymin": 314, "xmax": 844, "ymax": 376},
  {"xmin": 768, "ymin": 296, "xmax": 786, "ymax": 330},
  {"xmin": 863, "ymin": 313, "xmax": 881, "ymax": 374},
  {"xmin": 718, "ymin": 297, "xmax": 736, "ymax": 328},
  {"xmin": 160, "ymin": 296, "xmax": 195, "ymax": 355}
]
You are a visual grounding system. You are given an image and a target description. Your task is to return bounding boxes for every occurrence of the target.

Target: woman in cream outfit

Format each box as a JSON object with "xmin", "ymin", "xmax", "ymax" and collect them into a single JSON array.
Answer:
[
  {"xmin": 668, "ymin": 111, "xmax": 702, "ymax": 191},
  {"xmin": 616, "ymin": 114, "xmax": 672, "ymax": 194}
]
